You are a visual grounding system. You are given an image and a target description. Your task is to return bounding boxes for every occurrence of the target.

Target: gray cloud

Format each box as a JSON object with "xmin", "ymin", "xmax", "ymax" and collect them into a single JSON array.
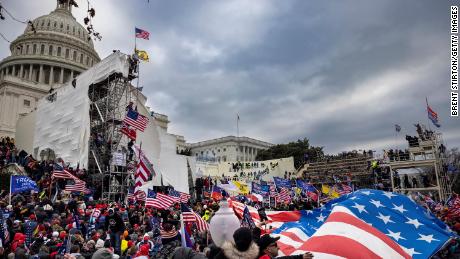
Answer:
[{"xmin": 1, "ymin": 0, "xmax": 458, "ymax": 154}]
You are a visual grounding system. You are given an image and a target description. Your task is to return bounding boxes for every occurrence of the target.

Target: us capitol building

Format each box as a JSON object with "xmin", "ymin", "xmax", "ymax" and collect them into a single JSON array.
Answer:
[
  {"xmin": 0, "ymin": 0, "xmax": 100, "ymax": 137},
  {"xmin": 0, "ymin": 0, "xmax": 274, "ymax": 161}
]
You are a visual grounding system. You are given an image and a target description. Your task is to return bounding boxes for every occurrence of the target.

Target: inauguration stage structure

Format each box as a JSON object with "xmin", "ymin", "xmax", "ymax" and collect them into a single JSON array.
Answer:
[{"xmin": 15, "ymin": 52, "xmax": 192, "ymax": 201}]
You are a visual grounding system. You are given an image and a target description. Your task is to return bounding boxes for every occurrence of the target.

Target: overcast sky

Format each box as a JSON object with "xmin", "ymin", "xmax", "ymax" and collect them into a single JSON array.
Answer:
[{"xmin": 1, "ymin": 0, "xmax": 459, "ymax": 154}]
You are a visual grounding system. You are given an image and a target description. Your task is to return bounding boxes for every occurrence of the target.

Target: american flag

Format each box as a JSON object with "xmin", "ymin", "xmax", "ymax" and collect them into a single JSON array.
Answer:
[
  {"xmin": 135, "ymin": 27, "xmax": 150, "ymax": 40},
  {"xmin": 297, "ymin": 205, "xmax": 411, "ymax": 258},
  {"xmin": 145, "ymin": 190, "xmax": 177, "ymax": 209},
  {"xmin": 169, "ymin": 189, "xmax": 191, "ymax": 203},
  {"xmin": 181, "ymin": 206, "xmax": 209, "ymax": 231},
  {"xmin": 134, "ymin": 158, "xmax": 152, "ymax": 196},
  {"xmin": 269, "ymin": 182, "xmax": 278, "ymax": 197},
  {"xmin": 136, "ymin": 190, "xmax": 146, "ymax": 201},
  {"xmin": 0, "ymin": 210, "xmax": 9, "ymax": 244},
  {"xmin": 179, "ymin": 203, "xmax": 209, "ymax": 231},
  {"xmin": 127, "ymin": 188, "xmax": 135, "ymax": 201},
  {"xmin": 52, "ymin": 169, "xmax": 89, "ymax": 193},
  {"xmin": 181, "ymin": 203, "xmax": 196, "ymax": 222},
  {"xmin": 134, "ymin": 145, "xmax": 156, "ymax": 177},
  {"xmin": 230, "ymin": 200, "xmax": 301, "ymax": 231},
  {"xmin": 123, "ymin": 109, "xmax": 148, "ymax": 132},
  {"xmin": 193, "ymin": 211, "xmax": 209, "ymax": 231},
  {"xmin": 269, "ymin": 190, "xmax": 457, "ymax": 258},
  {"xmin": 278, "ymin": 187, "xmax": 291, "ymax": 203}
]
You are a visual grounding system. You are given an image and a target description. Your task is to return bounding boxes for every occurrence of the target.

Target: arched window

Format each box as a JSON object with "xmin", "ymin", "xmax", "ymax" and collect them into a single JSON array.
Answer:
[
  {"xmin": 49, "ymin": 45, "xmax": 53, "ymax": 56},
  {"xmin": 65, "ymin": 49, "xmax": 69, "ymax": 59},
  {"xmin": 47, "ymin": 20, "xmax": 50, "ymax": 27},
  {"xmin": 26, "ymin": 45, "xmax": 30, "ymax": 54},
  {"xmin": 54, "ymin": 21, "xmax": 57, "ymax": 28},
  {"xmin": 33, "ymin": 44, "xmax": 37, "ymax": 54},
  {"xmin": 73, "ymin": 50, "xmax": 77, "ymax": 61},
  {"xmin": 86, "ymin": 56, "xmax": 89, "ymax": 65},
  {"xmin": 41, "ymin": 20, "xmax": 45, "ymax": 27},
  {"xmin": 66, "ymin": 24, "xmax": 69, "ymax": 31},
  {"xmin": 80, "ymin": 53, "xmax": 83, "ymax": 63},
  {"xmin": 60, "ymin": 22, "xmax": 63, "ymax": 29},
  {"xmin": 57, "ymin": 47, "xmax": 61, "ymax": 57},
  {"xmin": 40, "ymin": 44, "xmax": 45, "ymax": 55}
]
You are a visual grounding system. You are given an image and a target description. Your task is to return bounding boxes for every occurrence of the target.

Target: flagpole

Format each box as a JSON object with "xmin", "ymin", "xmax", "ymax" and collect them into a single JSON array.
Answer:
[
  {"xmin": 180, "ymin": 214, "xmax": 187, "ymax": 247},
  {"xmin": 9, "ymin": 175, "xmax": 12, "ymax": 205}
]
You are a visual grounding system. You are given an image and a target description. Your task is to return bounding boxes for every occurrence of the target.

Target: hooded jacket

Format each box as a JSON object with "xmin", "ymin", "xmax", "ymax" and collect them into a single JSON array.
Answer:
[{"xmin": 213, "ymin": 240, "xmax": 259, "ymax": 259}]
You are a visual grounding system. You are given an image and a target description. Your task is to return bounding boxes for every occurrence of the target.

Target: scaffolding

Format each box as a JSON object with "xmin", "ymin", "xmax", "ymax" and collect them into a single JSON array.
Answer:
[
  {"xmin": 387, "ymin": 131, "xmax": 451, "ymax": 201},
  {"xmin": 88, "ymin": 72, "xmax": 136, "ymax": 202}
]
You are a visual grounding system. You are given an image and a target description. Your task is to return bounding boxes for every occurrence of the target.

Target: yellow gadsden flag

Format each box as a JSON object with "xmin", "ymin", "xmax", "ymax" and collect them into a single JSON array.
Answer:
[
  {"xmin": 321, "ymin": 184, "xmax": 330, "ymax": 195},
  {"xmin": 330, "ymin": 186, "xmax": 340, "ymax": 198},
  {"xmin": 135, "ymin": 49, "xmax": 149, "ymax": 62},
  {"xmin": 232, "ymin": 181, "xmax": 249, "ymax": 194}
]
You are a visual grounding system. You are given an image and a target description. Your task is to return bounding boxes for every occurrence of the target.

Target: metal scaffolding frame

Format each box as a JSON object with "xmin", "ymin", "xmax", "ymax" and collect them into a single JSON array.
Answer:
[
  {"xmin": 88, "ymin": 72, "xmax": 135, "ymax": 202},
  {"xmin": 388, "ymin": 132, "xmax": 451, "ymax": 201}
]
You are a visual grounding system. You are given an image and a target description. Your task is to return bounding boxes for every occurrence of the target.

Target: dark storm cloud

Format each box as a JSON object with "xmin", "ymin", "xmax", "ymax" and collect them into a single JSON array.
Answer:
[{"xmin": 1, "ymin": 0, "xmax": 458, "ymax": 154}]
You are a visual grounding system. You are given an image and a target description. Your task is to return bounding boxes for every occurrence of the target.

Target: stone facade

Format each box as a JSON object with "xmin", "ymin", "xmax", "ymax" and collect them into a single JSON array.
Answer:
[
  {"xmin": 188, "ymin": 136, "xmax": 273, "ymax": 162},
  {"xmin": 0, "ymin": 0, "xmax": 100, "ymax": 137}
]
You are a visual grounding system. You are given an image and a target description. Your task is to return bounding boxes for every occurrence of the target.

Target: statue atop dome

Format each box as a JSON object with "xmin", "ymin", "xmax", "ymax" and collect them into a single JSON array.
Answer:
[{"xmin": 56, "ymin": 0, "xmax": 79, "ymax": 14}]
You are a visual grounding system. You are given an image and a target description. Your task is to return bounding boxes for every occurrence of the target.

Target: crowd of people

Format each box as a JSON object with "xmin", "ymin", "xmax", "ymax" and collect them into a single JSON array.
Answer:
[{"xmin": 1, "ymin": 136, "xmax": 460, "ymax": 258}]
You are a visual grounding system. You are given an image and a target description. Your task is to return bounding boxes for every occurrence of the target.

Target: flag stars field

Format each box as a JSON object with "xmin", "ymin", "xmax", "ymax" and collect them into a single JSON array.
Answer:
[
  {"xmin": 351, "ymin": 202, "xmax": 368, "ymax": 213},
  {"xmin": 392, "ymin": 204, "xmax": 408, "ymax": 214},
  {"xmin": 387, "ymin": 230, "xmax": 406, "ymax": 241},
  {"xmin": 417, "ymin": 234, "xmax": 439, "ymax": 244},
  {"xmin": 406, "ymin": 217, "xmax": 424, "ymax": 229},
  {"xmin": 370, "ymin": 199, "xmax": 385, "ymax": 208},
  {"xmin": 377, "ymin": 213, "xmax": 395, "ymax": 224}
]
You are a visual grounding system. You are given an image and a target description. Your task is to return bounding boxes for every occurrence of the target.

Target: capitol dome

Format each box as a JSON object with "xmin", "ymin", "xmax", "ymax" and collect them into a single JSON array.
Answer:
[
  {"xmin": 0, "ymin": 0, "xmax": 100, "ymax": 87},
  {"xmin": 0, "ymin": 0, "xmax": 101, "ymax": 137}
]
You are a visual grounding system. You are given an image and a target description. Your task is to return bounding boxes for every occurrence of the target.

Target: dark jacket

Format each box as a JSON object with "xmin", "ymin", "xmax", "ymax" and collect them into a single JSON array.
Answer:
[{"xmin": 104, "ymin": 213, "xmax": 125, "ymax": 233}]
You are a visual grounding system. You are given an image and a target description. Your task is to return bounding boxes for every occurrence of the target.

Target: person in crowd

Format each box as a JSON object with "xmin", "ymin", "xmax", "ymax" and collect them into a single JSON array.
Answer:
[
  {"xmin": 104, "ymin": 208, "xmax": 125, "ymax": 255},
  {"xmin": 257, "ymin": 234, "xmax": 313, "ymax": 259},
  {"xmin": 213, "ymin": 227, "xmax": 259, "ymax": 259}
]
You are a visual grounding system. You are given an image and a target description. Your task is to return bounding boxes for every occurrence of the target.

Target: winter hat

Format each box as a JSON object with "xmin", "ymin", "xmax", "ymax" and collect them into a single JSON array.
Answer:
[
  {"xmin": 233, "ymin": 227, "xmax": 253, "ymax": 252},
  {"xmin": 91, "ymin": 248, "xmax": 113, "ymax": 259},
  {"xmin": 52, "ymin": 231, "xmax": 59, "ymax": 238},
  {"xmin": 95, "ymin": 239, "xmax": 105, "ymax": 249}
]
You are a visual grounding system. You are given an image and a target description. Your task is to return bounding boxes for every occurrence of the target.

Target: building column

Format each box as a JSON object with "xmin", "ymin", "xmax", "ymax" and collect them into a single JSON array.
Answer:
[
  {"xmin": 59, "ymin": 67, "xmax": 64, "ymax": 83},
  {"xmin": 70, "ymin": 70, "xmax": 74, "ymax": 79},
  {"xmin": 39, "ymin": 65, "xmax": 43, "ymax": 83},
  {"xmin": 12, "ymin": 66, "xmax": 16, "ymax": 77},
  {"xmin": 49, "ymin": 66, "xmax": 54, "ymax": 85},
  {"xmin": 19, "ymin": 65, "xmax": 24, "ymax": 78},
  {"xmin": 28, "ymin": 64, "xmax": 33, "ymax": 80}
]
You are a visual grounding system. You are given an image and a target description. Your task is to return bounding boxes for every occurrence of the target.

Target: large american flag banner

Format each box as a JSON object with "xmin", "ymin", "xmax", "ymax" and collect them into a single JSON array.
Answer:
[
  {"xmin": 268, "ymin": 190, "xmax": 458, "ymax": 258},
  {"xmin": 123, "ymin": 109, "xmax": 148, "ymax": 132}
]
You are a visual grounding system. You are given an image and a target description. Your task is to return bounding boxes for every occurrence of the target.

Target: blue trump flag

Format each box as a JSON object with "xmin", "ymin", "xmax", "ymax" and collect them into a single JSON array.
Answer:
[
  {"xmin": 296, "ymin": 179, "xmax": 317, "ymax": 193},
  {"xmin": 10, "ymin": 175, "xmax": 39, "ymax": 194},
  {"xmin": 273, "ymin": 177, "xmax": 292, "ymax": 190}
]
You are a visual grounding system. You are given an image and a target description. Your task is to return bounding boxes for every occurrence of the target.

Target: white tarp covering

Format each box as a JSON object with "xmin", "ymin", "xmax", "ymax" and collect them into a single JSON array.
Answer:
[
  {"xmin": 32, "ymin": 52, "xmax": 130, "ymax": 167},
  {"xmin": 157, "ymin": 127, "xmax": 190, "ymax": 193}
]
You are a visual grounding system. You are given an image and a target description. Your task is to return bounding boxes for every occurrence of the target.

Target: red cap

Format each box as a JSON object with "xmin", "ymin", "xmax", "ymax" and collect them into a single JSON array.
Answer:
[{"xmin": 29, "ymin": 214, "xmax": 36, "ymax": 220}]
